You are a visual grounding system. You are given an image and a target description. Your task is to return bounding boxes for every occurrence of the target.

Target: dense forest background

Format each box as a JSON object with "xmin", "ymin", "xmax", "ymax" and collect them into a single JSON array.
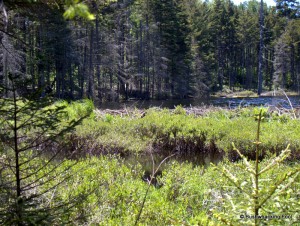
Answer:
[{"xmin": 1, "ymin": 0, "xmax": 300, "ymax": 101}]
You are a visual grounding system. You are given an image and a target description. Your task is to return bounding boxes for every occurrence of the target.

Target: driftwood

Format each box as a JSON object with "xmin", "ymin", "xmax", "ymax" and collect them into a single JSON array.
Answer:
[
  {"xmin": 94, "ymin": 105, "xmax": 300, "ymax": 119},
  {"xmin": 183, "ymin": 106, "xmax": 225, "ymax": 116},
  {"xmin": 94, "ymin": 106, "xmax": 228, "ymax": 118},
  {"xmin": 94, "ymin": 108, "xmax": 146, "ymax": 118}
]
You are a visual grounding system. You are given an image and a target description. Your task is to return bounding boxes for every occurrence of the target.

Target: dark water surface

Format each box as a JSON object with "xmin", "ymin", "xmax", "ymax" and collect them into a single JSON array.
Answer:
[{"xmin": 97, "ymin": 96, "xmax": 300, "ymax": 109}]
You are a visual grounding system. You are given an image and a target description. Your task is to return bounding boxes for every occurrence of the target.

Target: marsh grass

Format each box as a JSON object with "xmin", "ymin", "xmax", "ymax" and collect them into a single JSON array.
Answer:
[
  {"xmin": 72, "ymin": 106, "xmax": 300, "ymax": 161},
  {"xmin": 24, "ymin": 153, "xmax": 298, "ymax": 225},
  {"xmin": 1, "ymin": 100, "xmax": 299, "ymax": 225},
  {"xmin": 49, "ymin": 102, "xmax": 300, "ymax": 224}
]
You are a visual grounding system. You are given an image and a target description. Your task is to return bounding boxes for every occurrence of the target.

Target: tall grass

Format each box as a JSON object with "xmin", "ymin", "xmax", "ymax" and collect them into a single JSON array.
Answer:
[
  {"xmin": 73, "ymin": 106, "xmax": 300, "ymax": 160},
  {"xmin": 53, "ymin": 99, "xmax": 95, "ymax": 120}
]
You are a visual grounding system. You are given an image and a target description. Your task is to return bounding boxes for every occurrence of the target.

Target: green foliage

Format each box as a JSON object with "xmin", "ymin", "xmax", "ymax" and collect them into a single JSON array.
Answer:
[
  {"xmin": 1, "ymin": 104, "xmax": 299, "ymax": 225},
  {"xmin": 173, "ymin": 105, "xmax": 187, "ymax": 115},
  {"xmin": 12, "ymin": 151, "xmax": 297, "ymax": 225},
  {"xmin": 64, "ymin": 0, "xmax": 95, "ymax": 20},
  {"xmin": 37, "ymin": 156, "xmax": 215, "ymax": 225},
  {"xmin": 52, "ymin": 99, "xmax": 95, "ymax": 122},
  {"xmin": 0, "ymin": 80, "xmax": 89, "ymax": 224},
  {"xmin": 102, "ymin": 113, "xmax": 114, "ymax": 123},
  {"xmin": 211, "ymin": 111, "xmax": 300, "ymax": 225},
  {"xmin": 75, "ymin": 107, "xmax": 300, "ymax": 158}
]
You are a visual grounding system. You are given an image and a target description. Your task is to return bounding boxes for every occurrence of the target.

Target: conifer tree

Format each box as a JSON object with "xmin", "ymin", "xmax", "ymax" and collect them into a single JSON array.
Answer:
[
  {"xmin": 0, "ymin": 73, "xmax": 88, "ymax": 225},
  {"xmin": 0, "ymin": 1, "xmax": 91, "ymax": 224},
  {"xmin": 213, "ymin": 111, "xmax": 300, "ymax": 225}
]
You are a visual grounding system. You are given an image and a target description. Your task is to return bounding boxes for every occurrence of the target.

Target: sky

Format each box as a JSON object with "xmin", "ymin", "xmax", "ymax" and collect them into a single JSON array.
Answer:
[{"xmin": 232, "ymin": 0, "xmax": 276, "ymax": 6}]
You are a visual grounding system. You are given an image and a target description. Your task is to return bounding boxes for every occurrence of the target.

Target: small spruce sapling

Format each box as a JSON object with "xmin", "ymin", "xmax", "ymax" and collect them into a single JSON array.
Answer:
[{"xmin": 212, "ymin": 110, "xmax": 300, "ymax": 225}]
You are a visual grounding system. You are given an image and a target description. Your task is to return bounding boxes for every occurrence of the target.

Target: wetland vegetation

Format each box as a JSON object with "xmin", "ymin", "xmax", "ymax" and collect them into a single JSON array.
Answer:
[
  {"xmin": 1, "ymin": 99, "xmax": 299, "ymax": 225},
  {"xmin": 1, "ymin": 0, "xmax": 300, "ymax": 225}
]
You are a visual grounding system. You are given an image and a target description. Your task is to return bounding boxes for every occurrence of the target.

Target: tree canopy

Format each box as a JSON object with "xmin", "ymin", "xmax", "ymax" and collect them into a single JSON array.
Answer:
[{"xmin": 1, "ymin": 0, "xmax": 300, "ymax": 100}]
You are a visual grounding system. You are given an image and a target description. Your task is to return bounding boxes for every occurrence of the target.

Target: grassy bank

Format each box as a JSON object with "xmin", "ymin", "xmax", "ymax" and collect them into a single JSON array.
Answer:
[{"xmin": 71, "ymin": 104, "xmax": 300, "ymax": 161}]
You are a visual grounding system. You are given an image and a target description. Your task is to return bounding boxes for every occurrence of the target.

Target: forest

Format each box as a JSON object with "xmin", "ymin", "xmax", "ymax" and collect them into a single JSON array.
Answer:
[
  {"xmin": 1, "ymin": 0, "xmax": 300, "ymax": 225},
  {"xmin": 1, "ymin": 0, "xmax": 300, "ymax": 101}
]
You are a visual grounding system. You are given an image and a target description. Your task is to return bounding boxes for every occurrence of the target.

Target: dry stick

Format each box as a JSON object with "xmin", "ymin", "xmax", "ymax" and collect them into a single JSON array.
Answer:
[
  {"xmin": 134, "ymin": 150, "xmax": 177, "ymax": 226},
  {"xmin": 254, "ymin": 110, "xmax": 262, "ymax": 226},
  {"xmin": 280, "ymin": 89, "xmax": 296, "ymax": 119}
]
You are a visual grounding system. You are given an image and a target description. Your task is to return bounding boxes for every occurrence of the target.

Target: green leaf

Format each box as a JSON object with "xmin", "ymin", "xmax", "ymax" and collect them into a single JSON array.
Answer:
[
  {"xmin": 63, "ymin": 6, "xmax": 75, "ymax": 19},
  {"xmin": 63, "ymin": 2, "xmax": 95, "ymax": 20}
]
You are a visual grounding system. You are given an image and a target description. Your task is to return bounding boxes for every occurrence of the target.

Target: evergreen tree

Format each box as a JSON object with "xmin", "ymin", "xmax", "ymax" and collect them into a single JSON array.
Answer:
[
  {"xmin": 1, "ymin": 0, "xmax": 299, "ymax": 100},
  {"xmin": 150, "ymin": 0, "xmax": 191, "ymax": 98},
  {"xmin": 0, "ymin": 68, "xmax": 87, "ymax": 225}
]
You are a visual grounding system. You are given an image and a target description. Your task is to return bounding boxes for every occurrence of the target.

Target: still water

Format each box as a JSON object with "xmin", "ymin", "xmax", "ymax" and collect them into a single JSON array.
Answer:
[{"xmin": 97, "ymin": 96, "xmax": 300, "ymax": 109}]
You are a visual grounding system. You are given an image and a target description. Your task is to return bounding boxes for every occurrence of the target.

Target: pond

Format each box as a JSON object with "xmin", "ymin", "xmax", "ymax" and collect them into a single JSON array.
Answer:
[{"xmin": 97, "ymin": 96, "xmax": 300, "ymax": 109}]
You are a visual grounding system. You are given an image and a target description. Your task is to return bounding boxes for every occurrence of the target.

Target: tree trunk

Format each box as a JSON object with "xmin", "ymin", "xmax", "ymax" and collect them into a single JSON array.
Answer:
[
  {"xmin": 290, "ymin": 44, "xmax": 295, "ymax": 90},
  {"xmin": 257, "ymin": 0, "xmax": 264, "ymax": 95},
  {"xmin": 217, "ymin": 40, "xmax": 223, "ymax": 90},
  {"xmin": 37, "ymin": 26, "xmax": 45, "ymax": 96},
  {"xmin": 68, "ymin": 62, "xmax": 74, "ymax": 99},
  {"xmin": 88, "ymin": 26, "xmax": 94, "ymax": 100},
  {"xmin": 12, "ymin": 82, "xmax": 22, "ymax": 225},
  {"xmin": 95, "ymin": 15, "xmax": 102, "ymax": 100}
]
